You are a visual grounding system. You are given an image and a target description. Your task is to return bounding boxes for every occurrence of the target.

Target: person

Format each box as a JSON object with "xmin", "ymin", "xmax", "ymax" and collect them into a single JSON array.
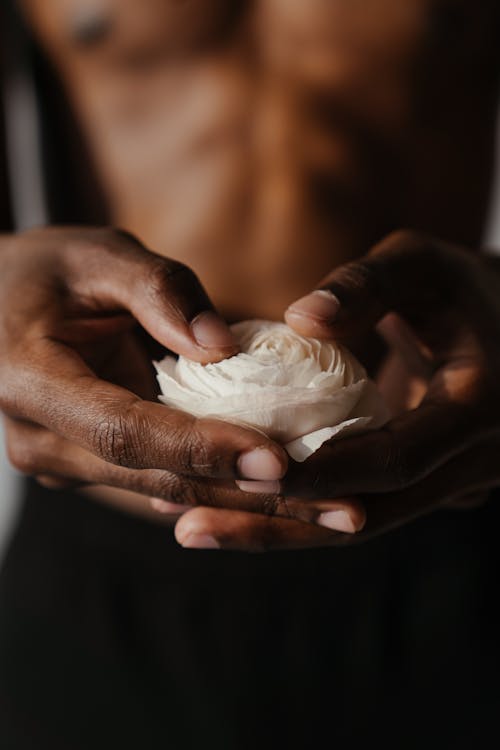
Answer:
[{"xmin": 0, "ymin": 1, "xmax": 500, "ymax": 747}]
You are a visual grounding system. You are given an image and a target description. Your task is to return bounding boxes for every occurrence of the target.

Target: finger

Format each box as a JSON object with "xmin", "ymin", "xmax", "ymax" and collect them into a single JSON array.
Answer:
[
  {"xmin": 283, "ymin": 400, "xmax": 477, "ymax": 498},
  {"xmin": 152, "ymin": 495, "xmax": 362, "ymax": 529},
  {"xmin": 2, "ymin": 344, "xmax": 288, "ymax": 480},
  {"xmin": 174, "ymin": 507, "xmax": 348, "ymax": 552},
  {"xmin": 233, "ymin": 482, "xmax": 366, "ymax": 532},
  {"xmin": 152, "ymin": 493, "xmax": 365, "ymax": 533},
  {"xmin": 5, "ymin": 419, "xmax": 362, "ymax": 527},
  {"xmin": 284, "ymin": 230, "xmax": 467, "ymax": 341},
  {"xmin": 175, "ymin": 436, "xmax": 500, "ymax": 552},
  {"xmin": 53, "ymin": 227, "xmax": 239, "ymax": 363}
]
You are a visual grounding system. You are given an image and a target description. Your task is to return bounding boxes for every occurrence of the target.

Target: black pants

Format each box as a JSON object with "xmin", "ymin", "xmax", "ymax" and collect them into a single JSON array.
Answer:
[{"xmin": 0, "ymin": 480, "xmax": 498, "ymax": 749}]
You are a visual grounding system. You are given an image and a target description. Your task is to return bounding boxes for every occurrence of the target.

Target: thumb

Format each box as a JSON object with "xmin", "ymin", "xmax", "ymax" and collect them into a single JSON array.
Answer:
[
  {"xmin": 65, "ymin": 228, "xmax": 239, "ymax": 364},
  {"xmin": 285, "ymin": 230, "xmax": 448, "ymax": 341}
]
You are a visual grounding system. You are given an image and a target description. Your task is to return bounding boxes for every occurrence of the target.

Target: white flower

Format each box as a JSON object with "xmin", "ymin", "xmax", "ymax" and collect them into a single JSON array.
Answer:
[{"xmin": 155, "ymin": 320, "xmax": 389, "ymax": 462}]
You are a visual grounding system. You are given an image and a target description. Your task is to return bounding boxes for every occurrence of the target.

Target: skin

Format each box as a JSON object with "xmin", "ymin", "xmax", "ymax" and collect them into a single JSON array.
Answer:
[
  {"xmin": 179, "ymin": 230, "xmax": 500, "ymax": 550},
  {"xmin": 1, "ymin": 0, "xmax": 500, "ymax": 550}
]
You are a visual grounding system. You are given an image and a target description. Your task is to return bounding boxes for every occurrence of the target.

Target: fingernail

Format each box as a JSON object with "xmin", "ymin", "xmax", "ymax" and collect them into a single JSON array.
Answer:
[
  {"xmin": 182, "ymin": 533, "xmax": 220, "ymax": 550},
  {"xmin": 236, "ymin": 480, "xmax": 281, "ymax": 494},
  {"xmin": 237, "ymin": 448, "xmax": 285, "ymax": 481},
  {"xmin": 191, "ymin": 311, "xmax": 238, "ymax": 351},
  {"xmin": 150, "ymin": 497, "xmax": 190, "ymax": 514},
  {"xmin": 287, "ymin": 290, "xmax": 340, "ymax": 322},
  {"xmin": 317, "ymin": 510, "xmax": 357, "ymax": 533}
]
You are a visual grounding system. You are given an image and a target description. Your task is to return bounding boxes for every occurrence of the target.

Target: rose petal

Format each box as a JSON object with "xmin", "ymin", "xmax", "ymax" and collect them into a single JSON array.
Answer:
[
  {"xmin": 154, "ymin": 320, "xmax": 389, "ymax": 452},
  {"xmin": 285, "ymin": 417, "xmax": 373, "ymax": 462}
]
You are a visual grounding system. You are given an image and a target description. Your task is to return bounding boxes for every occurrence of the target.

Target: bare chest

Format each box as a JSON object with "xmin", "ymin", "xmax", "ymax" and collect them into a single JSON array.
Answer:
[{"xmin": 20, "ymin": 0, "xmax": 499, "ymax": 317}]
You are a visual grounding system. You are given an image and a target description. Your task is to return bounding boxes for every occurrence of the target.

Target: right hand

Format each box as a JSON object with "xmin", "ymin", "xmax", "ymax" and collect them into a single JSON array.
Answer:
[{"xmin": 0, "ymin": 227, "xmax": 296, "ymax": 516}]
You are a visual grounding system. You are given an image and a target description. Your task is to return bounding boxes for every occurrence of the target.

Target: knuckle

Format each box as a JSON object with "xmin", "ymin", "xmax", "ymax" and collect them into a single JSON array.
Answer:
[
  {"xmin": 65, "ymin": 228, "xmax": 110, "ymax": 255},
  {"xmin": 371, "ymin": 229, "xmax": 435, "ymax": 271},
  {"xmin": 375, "ymin": 229, "xmax": 449, "ymax": 272},
  {"xmin": 147, "ymin": 257, "xmax": 198, "ymax": 298},
  {"xmin": 378, "ymin": 228, "xmax": 425, "ymax": 253},
  {"xmin": 335, "ymin": 259, "xmax": 376, "ymax": 293},
  {"xmin": 91, "ymin": 226, "xmax": 140, "ymax": 251},
  {"xmin": 92, "ymin": 404, "xmax": 142, "ymax": 467},
  {"xmin": 174, "ymin": 422, "xmax": 224, "ymax": 476},
  {"xmin": 66, "ymin": 227, "xmax": 141, "ymax": 264},
  {"xmin": 91, "ymin": 418, "xmax": 126, "ymax": 465}
]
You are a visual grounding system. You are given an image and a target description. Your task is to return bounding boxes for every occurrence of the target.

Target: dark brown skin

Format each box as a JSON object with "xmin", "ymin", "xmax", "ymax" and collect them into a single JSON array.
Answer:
[
  {"xmin": 178, "ymin": 230, "xmax": 500, "ymax": 550},
  {"xmin": 1, "ymin": 0, "xmax": 500, "ymax": 549},
  {"xmin": 0, "ymin": 227, "xmax": 364, "ymax": 531}
]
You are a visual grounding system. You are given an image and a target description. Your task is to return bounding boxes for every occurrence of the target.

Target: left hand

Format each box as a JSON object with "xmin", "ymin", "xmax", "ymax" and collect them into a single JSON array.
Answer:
[{"xmin": 172, "ymin": 230, "xmax": 500, "ymax": 551}]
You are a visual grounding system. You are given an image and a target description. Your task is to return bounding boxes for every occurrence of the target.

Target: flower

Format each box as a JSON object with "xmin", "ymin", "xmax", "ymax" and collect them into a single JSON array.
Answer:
[{"xmin": 155, "ymin": 320, "xmax": 389, "ymax": 461}]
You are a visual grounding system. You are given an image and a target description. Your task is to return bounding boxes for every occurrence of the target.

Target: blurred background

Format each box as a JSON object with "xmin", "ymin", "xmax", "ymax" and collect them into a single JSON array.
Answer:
[
  {"xmin": 1, "ymin": 111, "xmax": 500, "ymax": 562},
  {"xmin": 0, "ymin": 429, "xmax": 20, "ymax": 563}
]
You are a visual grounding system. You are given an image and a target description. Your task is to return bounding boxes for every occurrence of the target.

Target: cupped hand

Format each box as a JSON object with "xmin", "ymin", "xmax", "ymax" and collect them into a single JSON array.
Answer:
[
  {"xmin": 0, "ymin": 227, "xmax": 301, "ymax": 515},
  {"xmin": 174, "ymin": 231, "xmax": 500, "ymax": 551}
]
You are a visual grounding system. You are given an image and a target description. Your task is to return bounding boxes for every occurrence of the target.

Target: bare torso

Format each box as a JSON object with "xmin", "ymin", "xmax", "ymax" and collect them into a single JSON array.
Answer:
[
  {"xmin": 14, "ymin": 0, "xmax": 500, "ymax": 520},
  {"xmin": 21, "ymin": 0, "xmax": 500, "ymax": 320}
]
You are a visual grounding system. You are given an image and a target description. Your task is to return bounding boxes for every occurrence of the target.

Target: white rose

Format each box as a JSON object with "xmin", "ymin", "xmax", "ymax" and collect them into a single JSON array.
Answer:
[{"xmin": 155, "ymin": 320, "xmax": 389, "ymax": 462}]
